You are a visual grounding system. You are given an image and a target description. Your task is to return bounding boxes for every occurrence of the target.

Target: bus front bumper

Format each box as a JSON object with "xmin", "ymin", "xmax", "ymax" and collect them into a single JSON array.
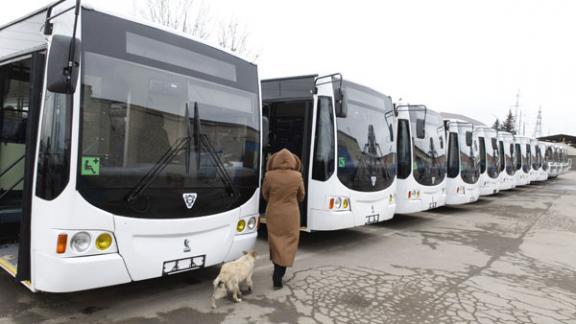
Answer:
[
  {"xmin": 395, "ymin": 191, "xmax": 446, "ymax": 214},
  {"xmin": 479, "ymin": 180, "xmax": 499, "ymax": 196},
  {"xmin": 33, "ymin": 252, "xmax": 131, "ymax": 293},
  {"xmin": 224, "ymin": 232, "xmax": 258, "ymax": 262}
]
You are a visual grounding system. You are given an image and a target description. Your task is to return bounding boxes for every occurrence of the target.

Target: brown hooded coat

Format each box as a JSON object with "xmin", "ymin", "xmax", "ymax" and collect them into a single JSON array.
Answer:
[{"xmin": 262, "ymin": 149, "xmax": 305, "ymax": 267}]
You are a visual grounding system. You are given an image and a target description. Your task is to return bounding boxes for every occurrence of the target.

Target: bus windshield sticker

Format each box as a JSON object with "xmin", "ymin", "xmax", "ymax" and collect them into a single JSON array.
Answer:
[
  {"xmin": 338, "ymin": 157, "xmax": 346, "ymax": 168},
  {"xmin": 81, "ymin": 157, "xmax": 101, "ymax": 176}
]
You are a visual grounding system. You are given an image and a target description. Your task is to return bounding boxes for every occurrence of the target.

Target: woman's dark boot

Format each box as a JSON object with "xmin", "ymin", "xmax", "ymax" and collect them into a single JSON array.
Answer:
[{"xmin": 273, "ymin": 264, "xmax": 285, "ymax": 289}]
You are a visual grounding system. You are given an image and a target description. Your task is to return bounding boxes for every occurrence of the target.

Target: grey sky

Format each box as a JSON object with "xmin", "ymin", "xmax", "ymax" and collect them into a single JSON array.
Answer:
[{"xmin": 2, "ymin": 0, "xmax": 574, "ymax": 135}]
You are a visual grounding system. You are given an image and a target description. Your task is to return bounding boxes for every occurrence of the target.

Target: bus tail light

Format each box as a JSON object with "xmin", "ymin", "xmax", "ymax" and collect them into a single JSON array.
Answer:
[{"xmin": 56, "ymin": 234, "xmax": 68, "ymax": 254}]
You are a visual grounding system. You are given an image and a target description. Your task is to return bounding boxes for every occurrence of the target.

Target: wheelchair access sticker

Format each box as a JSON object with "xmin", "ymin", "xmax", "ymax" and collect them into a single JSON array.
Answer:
[{"xmin": 81, "ymin": 157, "xmax": 100, "ymax": 176}]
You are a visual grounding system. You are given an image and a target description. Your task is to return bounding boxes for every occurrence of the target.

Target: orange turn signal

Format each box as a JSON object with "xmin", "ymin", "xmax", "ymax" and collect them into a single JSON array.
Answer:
[
  {"xmin": 329, "ymin": 198, "xmax": 334, "ymax": 209},
  {"xmin": 57, "ymin": 234, "xmax": 68, "ymax": 254}
]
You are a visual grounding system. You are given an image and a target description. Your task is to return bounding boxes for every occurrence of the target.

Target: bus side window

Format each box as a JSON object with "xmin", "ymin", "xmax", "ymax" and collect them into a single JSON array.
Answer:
[
  {"xmin": 36, "ymin": 92, "xmax": 72, "ymax": 200},
  {"xmin": 447, "ymin": 132, "xmax": 459, "ymax": 178},
  {"xmin": 311, "ymin": 96, "xmax": 335, "ymax": 181}
]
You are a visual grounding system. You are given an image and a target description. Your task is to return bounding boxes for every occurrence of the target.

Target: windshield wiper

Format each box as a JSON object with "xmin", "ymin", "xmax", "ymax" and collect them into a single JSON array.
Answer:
[
  {"xmin": 192, "ymin": 102, "xmax": 237, "ymax": 197},
  {"xmin": 125, "ymin": 136, "xmax": 190, "ymax": 205}
]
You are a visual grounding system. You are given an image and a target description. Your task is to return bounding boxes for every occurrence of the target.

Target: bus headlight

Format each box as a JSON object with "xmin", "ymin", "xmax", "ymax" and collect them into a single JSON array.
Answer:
[
  {"xmin": 71, "ymin": 232, "xmax": 91, "ymax": 253},
  {"xmin": 95, "ymin": 233, "xmax": 113, "ymax": 251},
  {"xmin": 342, "ymin": 198, "xmax": 349, "ymax": 209},
  {"xmin": 247, "ymin": 217, "xmax": 257, "ymax": 230},
  {"xmin": 237, "ymin": 219, "xmax": 246, "ymax": 232},
  {"xmin": 328, "ymin": 196, "xmax": 350, "ymax": 211},
  {"xmin": 334, "ymin": 197, "xmax": 342, "ymax": 209}
]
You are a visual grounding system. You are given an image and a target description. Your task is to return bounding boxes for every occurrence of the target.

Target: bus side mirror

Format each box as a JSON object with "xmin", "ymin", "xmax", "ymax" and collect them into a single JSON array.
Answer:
[
  {"xmin": 466, "ymin": 131, "xmax": 473, "ymax": 146},
  {"xmin": 334, "ymin": 88, "xmax": 348, "ymax": 118},
  {"xmin": 46, "ymin": 35, "xmax": 80, "ymax": 94},
  {"xmin": 416, "ymin": 119, "xmax": 425, "ymax": 139}
]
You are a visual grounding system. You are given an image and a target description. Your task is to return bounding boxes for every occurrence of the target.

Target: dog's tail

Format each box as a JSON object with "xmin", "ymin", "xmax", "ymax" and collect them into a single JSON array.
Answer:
[{"xmin": 213, "ymin": 276, "xmax": 225, "ymax": 288}]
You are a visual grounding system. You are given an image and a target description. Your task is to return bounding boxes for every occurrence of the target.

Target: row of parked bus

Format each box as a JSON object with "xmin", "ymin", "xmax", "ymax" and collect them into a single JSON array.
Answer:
[
  {"xmin": 261, "ymin": 76, "xmax": 572, "ymax": 232},
  {"xmin": 0, "ymin": 2, "xmax": 571, "ymax": 293}
]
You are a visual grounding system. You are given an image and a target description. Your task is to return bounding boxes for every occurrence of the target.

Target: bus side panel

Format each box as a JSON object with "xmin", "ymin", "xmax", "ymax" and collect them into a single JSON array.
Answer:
[{"xmin": 17, "ymin": 51, "xmax": 45, "ymax": 282}]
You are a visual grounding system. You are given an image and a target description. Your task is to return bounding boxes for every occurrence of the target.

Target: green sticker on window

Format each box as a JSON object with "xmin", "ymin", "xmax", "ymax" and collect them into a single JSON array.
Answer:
[
  {"xmin": 338, "ymin": 157, "xmax": 346, "ymax": 168},
  {"xmin": 81, "ymin": 157, "xmax": 100, "ymax": 176}
]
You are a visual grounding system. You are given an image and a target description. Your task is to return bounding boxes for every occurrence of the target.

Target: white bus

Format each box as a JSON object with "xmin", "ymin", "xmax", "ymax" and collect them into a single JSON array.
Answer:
[
  {"xmin": 476, "ymin": 127, "xmax": 500, "ymax": 196},
  {"xmin": 497, "ymin": 131, "xmax": 516, "ymax": 191},
  {"xmin": 560, "ymin": 146, "xmax": 570, "ymax": 174},
  {"xmin": 0, "ymin": 2, "xmax": 261, "ymax": 292},
  {"xmin": 445, "ymin": 121, "xmax": 480, "ymax": 205},
  {"xmin": 261, "ymin": 74, "xmax": 397, "ymax": 231},
  {"xmin": 548, "ymin": 144, "xmax": 560, "ymax": 178},
  {"xmin": 513, "ymin": 136, "xmax": 531, "ymax": 186},
  {"xmin": 529, "ymin": 139, "xmax": 546, "ymax": 182},
  {"xmin": 539, "ymin": 142, "xmax": 552, "ymax": 180},
  {"xmin": 395, "ymin": 105, "xmax": 447, "ymax": 214}
]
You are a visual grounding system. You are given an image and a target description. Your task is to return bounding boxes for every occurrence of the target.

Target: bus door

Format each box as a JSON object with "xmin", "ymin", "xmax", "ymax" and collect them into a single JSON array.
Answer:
[
  {"xmin": 261, "ymin": 97, "xmax": 314, "ymax": 226},
  {"xmin": 0, "ymin": 51, "xmax": 45, "ymax": 281}
]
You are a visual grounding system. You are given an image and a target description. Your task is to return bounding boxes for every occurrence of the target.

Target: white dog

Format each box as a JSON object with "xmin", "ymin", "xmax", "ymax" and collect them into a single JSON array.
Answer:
[{"xmin": 210, "ymin": 251, "xmax": 257, "ymax": 309}]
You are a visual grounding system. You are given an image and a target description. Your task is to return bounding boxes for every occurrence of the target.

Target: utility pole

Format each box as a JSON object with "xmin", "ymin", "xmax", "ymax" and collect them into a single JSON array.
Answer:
[
  {"xmin": 533, "ymin": 106, "xmax": 543, "ymax": 138},
  {"xmin": 513, "ymin": 91, "xmax": 521, "ymax": 132},
  {"xmin": 516, "ymin": 110, "xmax": 524, "ymax": 136}
]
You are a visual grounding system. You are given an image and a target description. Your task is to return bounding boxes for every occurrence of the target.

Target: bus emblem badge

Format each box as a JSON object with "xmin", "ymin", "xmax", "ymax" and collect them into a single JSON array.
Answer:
[
  {"xmin": 370, "ymin": 176, "xmax": 377, "ymax": 187},
  {"xmin": 183, "ymin": 239, "xmax": 191, "ymax": 253},
  {"xmin": 183, "ymin": 193, "xmax": 197, "ymax": 209}
]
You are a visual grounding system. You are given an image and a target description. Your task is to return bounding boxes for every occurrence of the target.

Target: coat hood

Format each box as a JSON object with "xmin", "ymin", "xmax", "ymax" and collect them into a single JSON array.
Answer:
[{"xmin": 267, "ymin": 149, "xmax": 301, "ymax": 172}]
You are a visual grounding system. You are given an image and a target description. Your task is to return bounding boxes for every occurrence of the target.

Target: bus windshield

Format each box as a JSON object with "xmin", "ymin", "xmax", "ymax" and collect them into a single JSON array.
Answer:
[
  {"xmin": 77, "ymin": 10, "xmax": 260, "ymax": 219},
  {"xmin": 336, "ymin": 82, "xmax": 396, "ymax": 192},
  {"xmin": 533, "ymin": 144, "xmax": 541, "ymax": 170},
  {"xmin": 459, "ymin": 126, "xmax": 479, "ymax": 184},
  {"xmin": 486, "ymin": 136, "xmax": 499, "ymax": 179},
  {"xmin": 523, "ymin": 144, "xmax": 531, "ymax": 173},
  {"xmin": 409, "ymin": 109, "xmax": 446, "ymax": 186},
  {"xmin": 505, "ymin": 141, "xmax": 515, "ymax": 176}
]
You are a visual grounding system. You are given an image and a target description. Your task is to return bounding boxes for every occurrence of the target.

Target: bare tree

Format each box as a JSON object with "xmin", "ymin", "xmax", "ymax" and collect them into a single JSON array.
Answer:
[
  {"xmin": 135, "ymin": 0, "xmax": 258, "ymax": 61},
  {"xmin": 218, "ymin": 19, "xmax": 259, "ymax": 61},
  {"xmin": 137, "ymin": 0, "xmax": 211, "ymax": 40}
]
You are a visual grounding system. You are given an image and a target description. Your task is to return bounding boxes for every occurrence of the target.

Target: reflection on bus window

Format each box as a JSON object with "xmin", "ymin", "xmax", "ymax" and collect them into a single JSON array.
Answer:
[
  {"xmin": 337, "ymin": 83, "xmax": 396, "ymax": 192},
  {"xmin": 409, "ymin": 110, "xmax": 446, "ymax": 186}
]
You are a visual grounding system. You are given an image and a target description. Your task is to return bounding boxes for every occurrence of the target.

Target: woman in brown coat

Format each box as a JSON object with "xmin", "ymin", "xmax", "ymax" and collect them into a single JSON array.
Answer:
[{"xmin": 262, "ymin": 148, "xmax": 305, "ymax": 289}]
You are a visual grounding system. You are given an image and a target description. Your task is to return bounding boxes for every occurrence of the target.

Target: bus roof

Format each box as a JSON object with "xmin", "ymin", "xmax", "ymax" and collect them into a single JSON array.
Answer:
[{"xmin": 0, "ymin": 0, "xmax": 256, "ymax": 67}]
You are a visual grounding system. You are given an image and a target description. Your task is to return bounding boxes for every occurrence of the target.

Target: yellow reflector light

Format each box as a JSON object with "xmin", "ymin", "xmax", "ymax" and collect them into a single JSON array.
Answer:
[
  {"xmin": 95, "ymin": 233, "xmax": 113, "ymax": 251},
  {"xmin": 237, "ymin": 219, "xmax": 246, "ymax": 232},
  {"xmin": 342, "ymin": 199, "xmax": 349, "ymax": 209}
]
